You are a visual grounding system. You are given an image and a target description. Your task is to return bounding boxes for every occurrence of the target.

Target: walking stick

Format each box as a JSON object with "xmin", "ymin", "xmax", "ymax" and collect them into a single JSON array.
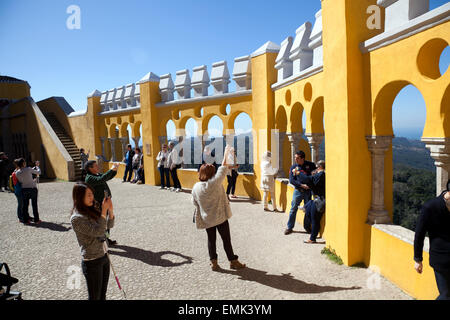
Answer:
[{"xmin": 103, "ymin": 241, "xmax": 127, "ymax": 299}]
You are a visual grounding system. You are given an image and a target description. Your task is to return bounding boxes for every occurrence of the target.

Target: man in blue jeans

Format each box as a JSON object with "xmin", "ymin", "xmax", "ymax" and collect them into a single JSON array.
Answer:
[
  {"xmin": 284, "ymin": 151, "xmax": 316, "ymax": 235},
  {"xmin": 122, "ymin": 144, "xmax": 134, "ymax": 182}
]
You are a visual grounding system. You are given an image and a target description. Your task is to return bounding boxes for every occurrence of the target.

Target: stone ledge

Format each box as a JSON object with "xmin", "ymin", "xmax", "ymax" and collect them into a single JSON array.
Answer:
[{"xmin": 373, "ymin": 224, "xmax": 430, "ymax": 253}]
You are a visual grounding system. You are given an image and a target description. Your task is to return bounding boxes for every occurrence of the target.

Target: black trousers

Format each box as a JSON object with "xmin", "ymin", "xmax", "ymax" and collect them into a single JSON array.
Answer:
[
  {"xmin": 206, "ymin": 220, "xmax": 238, "ymax": 261},
  {"xmin": 170, "ymin": 167, "xmax": 181, "ymax": 189},
  {"xmin": 123, "ymin": 165, "xmax": 133, "ymax": 182},
  {"xmin": 158, "ymin": 166, "xmax": 168, "ymax": 187},
  {"xmin": 22, "ymin": 188, "xmax": 39, "ymax": 221},
  {"xmin": 0, "ymin": 174, "xmax": 8, "ymax": 189},
  {"xmin": 435, "ymin": 268, "xmax": 450, "ymax": 300},
  {"xmin": 81, "ymin": 254, "xmax": 110, "ymax": 300},
  {"xmin": 226, "ymin": 170, "xmax": 238, "ymax": 195}
]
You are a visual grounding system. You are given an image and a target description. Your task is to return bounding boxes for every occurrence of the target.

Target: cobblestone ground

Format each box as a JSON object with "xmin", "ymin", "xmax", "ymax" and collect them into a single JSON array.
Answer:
[{"xmin": 0, "ymin": 179, "xmax": 413, "ymax": 300}]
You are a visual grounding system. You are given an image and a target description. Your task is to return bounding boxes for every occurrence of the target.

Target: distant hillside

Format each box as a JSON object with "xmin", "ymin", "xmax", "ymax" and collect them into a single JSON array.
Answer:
[
  {"xmin": 318, "ymin": 137, "xmax": 434, "ymax": 171},
  {"xmin": 392, "ymin": 137, "xmax": 434, "ymax": 171}
]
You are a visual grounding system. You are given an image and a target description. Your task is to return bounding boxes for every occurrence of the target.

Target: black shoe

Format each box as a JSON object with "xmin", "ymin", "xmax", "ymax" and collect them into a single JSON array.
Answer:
[
  {"xmin": 284, "ymin": 229, "xmax": 293, "ymax": 235},
  {"xmin": 107, "ymin": 239, "xmax": 117, "ymax": 246}
]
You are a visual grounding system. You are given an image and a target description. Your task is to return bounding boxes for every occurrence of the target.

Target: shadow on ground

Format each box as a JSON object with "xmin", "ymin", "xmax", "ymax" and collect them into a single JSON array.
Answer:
[
  {"xmin": 31, "ymin": 221, "xmax": 72, "ymax": 232},
  {"xmin": 109, "ymin": 244, "xmax": 193, "ymax": 267},
  {"xmin": 216, "ymin": 267, "xmax": 361, "ymax": 294}
]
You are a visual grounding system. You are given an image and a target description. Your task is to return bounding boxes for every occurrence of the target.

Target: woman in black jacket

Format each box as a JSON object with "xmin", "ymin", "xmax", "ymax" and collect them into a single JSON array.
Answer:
[
  {"xmin": 301, "ymin": 160, "xmax": 325, "ymax": 244},
  {"xmin": 414, "ymin": 179, "xmax": 450, "ymax": 300}
]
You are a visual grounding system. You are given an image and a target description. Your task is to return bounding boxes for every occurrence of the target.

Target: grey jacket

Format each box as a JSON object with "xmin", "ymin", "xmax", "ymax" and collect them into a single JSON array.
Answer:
[
  {"xmin": 16, "ymin": 167, "xmax": 41, "ymax": 188},
  {"xmin": 70, "ymin": 210, "xmax": 115, "ymax": 260},
  {"xmin": 191, "ymin": 166, "xmax": 232, "ymax": 229}
]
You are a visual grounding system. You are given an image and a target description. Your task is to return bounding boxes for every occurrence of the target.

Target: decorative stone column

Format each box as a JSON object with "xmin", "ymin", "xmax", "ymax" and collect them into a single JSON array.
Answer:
[
  {"xmin": 120, "ymin": 137, "xmax": 129, "ymax": 160},
  {"xmin": 287, "ymin": 132, "xmax": 302, "ymax": 165},
  {"xmin": 277, "ymin": 132, "xmax": 287, "ymax": 178},
  {"xmin": 366, "ymin": 135, "xmax": 393, "ymax": 225},
  {"xmin": 96, "ymin": 155, "xmax": 104, "ymax": 174},
  {"xmin": 108, "ymin": 138, "xmax": 117, "ymax": 162},
  {"xmin": 132, "ymin": 136, "xmax": 140, "ymax": 149},
  {"xmin": 305, "ymin": 133, "xmax": 324, "ymax": 164},
  {"xmin": 99, "ymin": 137, "xmax": 107, "ymax": 159},
  {"xmin": 422, "ymin": 137, "xmax": 450, "ymax": 196}
]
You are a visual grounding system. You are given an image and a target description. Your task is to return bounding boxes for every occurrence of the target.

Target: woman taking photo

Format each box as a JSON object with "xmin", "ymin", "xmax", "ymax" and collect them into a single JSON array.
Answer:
[
  {"xmin": 70, "ymin": 182, "xmax": 115, "ymax": 300},
  {"xmin": 191, "ymin": 145, "xmax": 246, "ymax": 271}
]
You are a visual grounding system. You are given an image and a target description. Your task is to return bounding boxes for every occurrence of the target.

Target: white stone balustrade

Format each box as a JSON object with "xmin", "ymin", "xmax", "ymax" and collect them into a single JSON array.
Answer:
[
  {"xmin": 378, "ymin": 0, "xmax": 429, "ymax": 32},
  {"xmin": 211, "ymin": 61, "xmax": 230, "ymax": 95},
  {"xmin": 106, "ymin": 88, "xmax": 117, "ymax": 111},
  {"xmin": 124, "ymin": 83, "xmax": 136, "ymax": 108},
  {"xmin": 175, "ymin": 69, "xmax": 192, "ymax": 99},
  {"xmin": 289, "ymin": 22, "xmax": 313, "ymax": 75},
  {"xmin": 309, "ymin": 9, "xmax": 323, "ymax": 68},
  {"xmin": 275, "ymin": 36, "xmax": 294, "ymax": 81},
  {"xmin": 191, "ymin": 65, "xmax": 210, "ymax": 97},
  {"xmin": 114, "ymin": 86, "xmax": 125, "ymax": 109},
  {"xmin": 100, "ymin": 90, "xmax": 109, "ymax": 112},
  {"xmin": 134, "ymin": 83, "xmax": 141, "ymax": 106},
  {"xmin": 232, "ymin": 55, "xmax": 252, "ymax": 91},
  {"xmin": 159, "ymin": 74, "xmax": 174, "ymax": 102}
]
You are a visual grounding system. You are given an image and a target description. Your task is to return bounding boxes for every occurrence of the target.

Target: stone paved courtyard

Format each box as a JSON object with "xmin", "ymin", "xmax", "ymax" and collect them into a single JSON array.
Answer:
[{"xmin": 0, "ymin": 179, "xmax": 412, "ymax": 300}]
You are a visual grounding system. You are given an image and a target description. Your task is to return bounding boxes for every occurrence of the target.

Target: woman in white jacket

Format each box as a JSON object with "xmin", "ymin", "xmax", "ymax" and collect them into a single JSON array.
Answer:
[
  {"xmin": 261, "ymin": 151, "xmax": 279, "ymax": 212},
  {"xmin": 191, "ymin": 146, "xmax": 246, "ymax": 271}
]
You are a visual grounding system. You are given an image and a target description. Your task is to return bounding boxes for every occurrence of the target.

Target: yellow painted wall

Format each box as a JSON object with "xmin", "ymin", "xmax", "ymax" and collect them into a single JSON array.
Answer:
[{"xmin": 369, "ymin": 226, "xmax": 439, "ymax": 300}]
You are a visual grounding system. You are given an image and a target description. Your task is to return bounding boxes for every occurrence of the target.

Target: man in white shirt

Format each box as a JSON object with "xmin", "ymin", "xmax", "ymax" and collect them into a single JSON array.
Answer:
[{"xmin": 15, "ymin": 158, "xmax": 41, "ymax": 224}]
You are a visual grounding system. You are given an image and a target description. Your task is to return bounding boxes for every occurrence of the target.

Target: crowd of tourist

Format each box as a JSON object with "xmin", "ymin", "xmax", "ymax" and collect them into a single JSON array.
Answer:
[{"xmin": 2, "ymin": 142, "xmax": 449, "ymax": 301}]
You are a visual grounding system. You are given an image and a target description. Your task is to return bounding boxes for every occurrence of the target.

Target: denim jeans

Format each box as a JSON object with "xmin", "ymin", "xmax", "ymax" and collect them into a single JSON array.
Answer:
[
  {"xmin": 81, "ymin": 254, "xmax": 110, "ymax": 300},
  {"xmin": 22, "ymin": 188, "xmax": 39, "ymax": 222},
  {"xmin": 434, "ymin": 269, "xmax": 450, "ymax": 300},
  {"xmin": 206, "ymin": 220, "xmax": 238, "ymax": 261},
  {"xmin": 287, "ymin": 188, "xmax": 311, "ymax": 230},
  {"xmin": 303, "ymin": 199, "xmax": 324, "ymax": 241},
  {"xmin": 123, "ymin": 164, "xmax": 133, "ymax": 182},
  {"xmin": 14, "ymin": 188, "xmax": 25, "ymax": 222}
]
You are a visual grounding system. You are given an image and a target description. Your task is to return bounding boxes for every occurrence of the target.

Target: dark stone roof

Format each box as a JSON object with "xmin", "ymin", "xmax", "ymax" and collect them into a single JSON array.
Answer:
[{"xmin": 0, "ymin": 75, "xmax": 27, "ymax": 83}]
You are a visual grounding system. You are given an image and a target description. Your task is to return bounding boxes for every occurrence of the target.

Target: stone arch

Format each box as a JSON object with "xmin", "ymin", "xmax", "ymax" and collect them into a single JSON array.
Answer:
[
  {"xmin": 119, "ymin": 122, "xmax": 130, "ymax": 138},
  {"xmin": 202, "ymin": 113, "xmax": 221, "ymax": 133},
  {"xmin": 289, "ymin": 102, "xmax": 304, "ymax": 133},
  {"xmin": 372, "ymin": 80, "xmax": 418, "ymax": 136},
  {"xmin": 310, "ymin": 96, "xmax": 324, "ymax": 134},
  {"xmin": 132, "ymin": 121, "xmax": 142, "ymax": 137},
  {"xmin": 108, "ymin": 124, "xmax": 118, "ymax": 138},
  {"xmin": 206, "ymin": 115, "xmax": 224, "ymax": 137},
  {"xmin": 275, "ymin": 106, "xmax": 288, "ymax": 132}
]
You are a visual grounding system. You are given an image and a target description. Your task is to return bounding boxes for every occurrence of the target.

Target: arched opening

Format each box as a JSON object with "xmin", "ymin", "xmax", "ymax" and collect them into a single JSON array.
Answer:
[
  {"xmin": 290, "ymin": 102, "xmax": 303, "ymax": 133},
  {"xmin": 233, "ymin": 112, "xmax": 253, "ymax": 173},
  {"xmin": 166, "ymin": 120, "xmax": 176, "ymax": 142},
  {"xmin": 389, "ymin": 85, "xmax": 434, "ymax": 231},
  {"xmin": 417, "ymin": 38, "xmax": 449, "ymax": 80},
  {"xmin": 440, "ymin": 45, "xmax": 450, "ymax": 76},
  {"xmin": 184, "ymin": 118, "xmax": 199, "ymax": 169}
]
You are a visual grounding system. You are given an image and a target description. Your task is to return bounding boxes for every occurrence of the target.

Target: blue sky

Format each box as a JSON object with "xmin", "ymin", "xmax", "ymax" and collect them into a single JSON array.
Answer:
[{"xmin": 1, "ymin": 0, "xmax": 448, "ymax": 140}]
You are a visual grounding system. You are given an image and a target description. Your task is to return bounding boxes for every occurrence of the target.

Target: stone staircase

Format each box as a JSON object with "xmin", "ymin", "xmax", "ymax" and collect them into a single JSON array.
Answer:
[{"xmin": 44, "ymin": 113, "xmax": 83, "ymax": 181}]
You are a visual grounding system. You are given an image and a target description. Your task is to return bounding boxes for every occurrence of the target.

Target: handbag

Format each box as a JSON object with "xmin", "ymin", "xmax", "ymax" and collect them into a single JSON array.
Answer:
[{"xmin": 313, "ymin": 195, "xmax": 326, "ymax": 213}]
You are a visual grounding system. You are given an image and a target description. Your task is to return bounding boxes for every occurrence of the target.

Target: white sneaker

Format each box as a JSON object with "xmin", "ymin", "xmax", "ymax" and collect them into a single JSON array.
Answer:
[
  {"xmin": 165, "ymin": 187, "xmax": 171, "ymax": 190},
  {"xmin": 175, "ymin": 188, "xmax": 181, "ymax": 193}
]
